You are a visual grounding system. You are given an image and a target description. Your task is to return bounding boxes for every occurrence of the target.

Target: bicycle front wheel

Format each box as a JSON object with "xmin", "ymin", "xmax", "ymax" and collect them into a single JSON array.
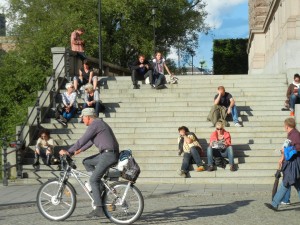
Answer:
[
  {"xmin": 103, "ymin": 181, "xmax": 144, "ymax": 224},
  {"xmin": 37, "ymin": 180, "xmax": 76, "ymax": 221}
]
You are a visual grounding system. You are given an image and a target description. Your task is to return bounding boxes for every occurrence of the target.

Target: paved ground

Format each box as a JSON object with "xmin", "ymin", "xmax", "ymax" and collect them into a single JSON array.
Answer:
[{"xmin": 0, "ymin": 182, "xmax": 299, "ymax": 224}]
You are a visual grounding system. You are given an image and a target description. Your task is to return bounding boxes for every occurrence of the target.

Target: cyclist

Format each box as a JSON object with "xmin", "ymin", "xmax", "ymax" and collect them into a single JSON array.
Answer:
[{"xmin": 59, "ymin": 108, "xmax": 119, "ymax": 218}]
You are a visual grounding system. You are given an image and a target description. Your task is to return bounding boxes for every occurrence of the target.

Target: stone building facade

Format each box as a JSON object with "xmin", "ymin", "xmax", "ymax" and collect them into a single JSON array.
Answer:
[{"xmin": 248, "ymin": 0, "xmax": 300, "ymax": 77}]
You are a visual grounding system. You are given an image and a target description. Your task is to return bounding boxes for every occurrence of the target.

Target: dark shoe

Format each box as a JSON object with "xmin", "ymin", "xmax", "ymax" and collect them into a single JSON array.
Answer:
[
  {"xmin": 207, "ymin": 165, "xmax": 214, "ymax": 172},
  {"xmin": 86, "ymin": 207, "xmax": 104, "ymax": 218},
  {"xmin": 156, "ymin": 84, "xmax": 166, "ymax": 90},
  {"xmin": 133, "ymin": 84, "xmax": 139, "ymax": 89},
  {"xmin": 264, "ymin": 203, "xmax": 278, "ymax": 211},
  {"xmin": 56, "ymin": 118, "xmax": 67, "ymax": 126},
  {"xmin": 230, "ymin": 165, "xmax": 236, "ymax": 172}
]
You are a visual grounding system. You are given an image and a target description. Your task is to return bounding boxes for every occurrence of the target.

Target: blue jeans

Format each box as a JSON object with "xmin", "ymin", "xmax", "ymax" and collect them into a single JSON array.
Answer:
[
  {"xmin": 282, "ymin": 186, "xmax": 291, "ymax": 203},
  {"xmin": 207, "ymin": 146, "xmax": 234, "ymax": 166},
  {"xmin": 272, "ymin": 180, "xmax": 300, "ymax": 208},
  {"xmin": 289, "ymin": 92, "xmax": 300, "ymax": 111},
  {"xmin": 83, "ymin": 152, "xmax": 118, "ymax": 206},
  {"xmin": 230, "ymin": 105, "xmax": 239, "ymax": 123},
  {"xmin": 62, "ymin": 107, "xmax": 77, "ymax": 121},
  {"xmin": 83, "ymin": 102, "xmax": 100, "ymax": 117},
  {"xmin": 181, "ymin": 147, "xmax": 203, "ymax": 173}
]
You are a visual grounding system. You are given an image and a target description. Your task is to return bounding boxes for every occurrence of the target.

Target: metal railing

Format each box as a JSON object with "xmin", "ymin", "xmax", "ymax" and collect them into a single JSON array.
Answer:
[{"xmin": 0, "ymin": 50, "xmax": 69, "ymax": 186}]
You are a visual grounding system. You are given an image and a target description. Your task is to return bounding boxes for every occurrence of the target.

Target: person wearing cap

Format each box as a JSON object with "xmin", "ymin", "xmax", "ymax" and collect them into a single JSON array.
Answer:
[{"xmin": 59, "ymin": 108, "xmax": 119, "ymax": 218}]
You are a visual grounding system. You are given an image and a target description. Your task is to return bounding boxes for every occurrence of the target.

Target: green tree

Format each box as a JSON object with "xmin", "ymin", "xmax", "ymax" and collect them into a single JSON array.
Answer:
[
  {"xmin": 0, "ymin": 0, "xmax": 209, "ymax": 138},
  {"xmin": 213, "ymin": 38, "xmax": 248, "ymax": 75}
]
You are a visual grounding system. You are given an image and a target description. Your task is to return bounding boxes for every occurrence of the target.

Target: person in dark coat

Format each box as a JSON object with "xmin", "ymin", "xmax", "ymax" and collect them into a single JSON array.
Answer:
[
  {"xmin": 265, "ymin": 117, "xmax": 300, "ymax": 211},
  {"xmin": 130, "ymin": 54, "xmax": 153, "ymax": 89}
]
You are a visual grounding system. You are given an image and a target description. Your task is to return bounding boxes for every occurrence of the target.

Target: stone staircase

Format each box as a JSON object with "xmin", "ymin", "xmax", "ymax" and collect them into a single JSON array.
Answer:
[{"xmin": 21, "ymin": 74, "xmax": 289, "ymax": 184}]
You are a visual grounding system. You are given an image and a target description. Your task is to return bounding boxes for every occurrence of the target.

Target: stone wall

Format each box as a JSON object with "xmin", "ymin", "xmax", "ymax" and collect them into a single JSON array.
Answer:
[
  {"xmin": 249, "ymin": 0, "xmax": 272, "ymax": 30},
  {"xmin": 248, "ymin": 0, "xmax": 300, "ymax": 76}
]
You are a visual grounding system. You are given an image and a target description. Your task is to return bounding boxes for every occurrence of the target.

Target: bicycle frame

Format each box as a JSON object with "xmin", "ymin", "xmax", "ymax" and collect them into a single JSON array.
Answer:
[{"xmin": 57, "ymin": 161, "xmax": 132, "ymax": 206}]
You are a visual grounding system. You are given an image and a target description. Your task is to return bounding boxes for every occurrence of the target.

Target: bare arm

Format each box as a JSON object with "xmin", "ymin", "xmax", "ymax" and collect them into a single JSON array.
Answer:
[
  {"xmin": 214, "ymin": 92, "xmax": 221, "ymax": 105},
  {"xmin": 88, "ymin": 70, "xmax": 94, "ymax": 84},
  {"xmin": 163, "ymin": 63, "xmax": 172, "ymax": 75}
]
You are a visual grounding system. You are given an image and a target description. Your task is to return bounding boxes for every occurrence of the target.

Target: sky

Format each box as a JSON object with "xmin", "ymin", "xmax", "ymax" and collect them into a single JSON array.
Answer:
[
  {"xmin": 169, "ymin": 0, "xmax": 249, "ymax": 70},
  {"xmin": 0, "ymin": 0, "xmax": 249, "ymax": 70}
]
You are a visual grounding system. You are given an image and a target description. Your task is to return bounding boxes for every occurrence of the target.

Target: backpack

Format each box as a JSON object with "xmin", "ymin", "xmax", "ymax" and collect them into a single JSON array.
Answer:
[{"xmin": 121, "ymin": 154, "xmax": 141, "ymax": 182}]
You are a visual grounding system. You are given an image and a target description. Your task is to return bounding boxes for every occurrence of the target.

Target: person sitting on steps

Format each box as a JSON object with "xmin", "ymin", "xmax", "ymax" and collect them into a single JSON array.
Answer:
[
  {"xmin": 177, "ymin": 126, "xmax": 206, "ymax": 178},
  {"xmin": 33, "ymin": 129, "xmax": 55, "ymax": 169},
  {"xmin": 55, "ymin": 83, "xmax": 77, "ymax": 126},
  {"xmin": 152, "ymin": 52, "xmax": 173, "ymax": 89},
  {"xmin": 130, "ymin": 54, "xmax": 153, "ymax": 89},
  {"xmin": 214, "ymin": 86, "xmax": 242, "ymax": 127},
  {"xmin": 286, "ymin": 73, "xmax": 300, "ymax": 116},
  {"xmin": 206, "ymin": 122, "xmax": 236, "ymax": 172},
  {"xmin": 74, "ymin": 60, "xmax": 98, "ymax": 93},
  {"xmin": 82, "ymin": 83, "xmax": 103, "ymax": 118}
]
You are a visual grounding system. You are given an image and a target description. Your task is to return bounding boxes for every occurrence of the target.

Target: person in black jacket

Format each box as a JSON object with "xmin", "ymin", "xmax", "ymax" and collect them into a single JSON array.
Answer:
[{"xmin": 130, "ymin": 54, "xmax": 153, "ymax": 89}]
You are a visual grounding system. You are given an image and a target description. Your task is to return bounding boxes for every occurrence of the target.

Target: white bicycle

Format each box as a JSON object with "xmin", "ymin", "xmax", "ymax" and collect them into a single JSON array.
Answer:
[{"xmin": 36, "ymin": 155, "xmax": 144, "ymax": 224}]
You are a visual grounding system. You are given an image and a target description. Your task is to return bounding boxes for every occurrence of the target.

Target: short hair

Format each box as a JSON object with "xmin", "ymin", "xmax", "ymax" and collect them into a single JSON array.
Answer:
[
  {"xmin": 85, "ymin": 83, "xmax": 93, "ymax": 92},
  {"xmin": 155, "ymin": 52, "xmax": 162, "ymax": 56},
  {"xmin": 284, "ymin": 118, "xmax": 296, "ymax": 129},
  {"xmin": 294, "ymin": 73, "xmax": 300, "ymax": 80},
  {"xmin": 65, "ymin": 83, "xmax": 73, "ymax": 89},
  {"xmin": 38, "ymin": 129, "xmax": 50, "ymax": 138},
  {"xmin": 178, "ymin": 126, "xmax": 190, "ymax": 133},
  {"xmin": 218, "ymin": 86, "xmax": 225, "ymax": 91},
  {"xmin": 138, "ymin": 54, "xmax": 145, "ymax": 59},
  {"xmin": 83, "ymin": 59, "xmax": 89, "ymax": 66},
  {"xmin": 77, "ymin": 28, "xmax": 85, "ymax": 32},
  {"xmin": 215, "ymin": 121, "xmax": 224, "ymax": 129}
]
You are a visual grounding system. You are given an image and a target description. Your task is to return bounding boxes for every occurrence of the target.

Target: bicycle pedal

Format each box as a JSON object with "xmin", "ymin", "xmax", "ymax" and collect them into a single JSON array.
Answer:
[{"xmin": 107, "ymin": 204, "xmax": 116, "ymax": 212}]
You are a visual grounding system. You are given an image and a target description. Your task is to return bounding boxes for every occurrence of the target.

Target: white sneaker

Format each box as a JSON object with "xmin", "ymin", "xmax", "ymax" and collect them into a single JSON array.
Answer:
[
  {"xmin": 234, "ymin": 123, "xmax": 242, "ymax": 127},
  {"xmin": 280, "ymin": 201, "xmax": 290, "ymax": 205}
]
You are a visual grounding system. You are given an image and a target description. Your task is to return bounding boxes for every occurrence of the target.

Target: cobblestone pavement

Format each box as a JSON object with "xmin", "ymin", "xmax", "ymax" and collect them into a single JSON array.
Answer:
[{"xmin": 0, "ymin": 192, "xmax": 299, "ymax": 225}]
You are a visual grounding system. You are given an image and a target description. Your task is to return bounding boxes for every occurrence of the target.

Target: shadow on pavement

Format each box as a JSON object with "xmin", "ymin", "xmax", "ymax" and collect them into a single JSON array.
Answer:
[{"xmin": 141, "ymin": 200, "xmax": 254, "ymax": 224}]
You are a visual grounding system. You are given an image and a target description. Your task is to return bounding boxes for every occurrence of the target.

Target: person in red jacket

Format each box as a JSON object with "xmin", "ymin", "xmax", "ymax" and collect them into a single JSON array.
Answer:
[{"xmin": 206, "ymin": 121, "xmax": 236, "ymax": 171}]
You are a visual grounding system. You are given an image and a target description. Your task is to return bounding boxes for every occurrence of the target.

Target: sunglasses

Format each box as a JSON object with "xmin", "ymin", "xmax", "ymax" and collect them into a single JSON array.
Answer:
[
  {"xmin": 69, "ymin": 86, "xmax": 74, "ymax": 89},
  {"xmin": 216, "ymin": 128, "xmax": 223, "ymax": 130}
]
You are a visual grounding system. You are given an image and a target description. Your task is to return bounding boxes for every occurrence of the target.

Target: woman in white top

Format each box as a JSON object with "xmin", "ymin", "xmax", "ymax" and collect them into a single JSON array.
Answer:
[
  {"xmin": 33, "ymin": 130, "xmax": 55, "ymax": 168},
  {"xmin": 62, "ymin": 83, "xmax": 77, "ymax": 121}
]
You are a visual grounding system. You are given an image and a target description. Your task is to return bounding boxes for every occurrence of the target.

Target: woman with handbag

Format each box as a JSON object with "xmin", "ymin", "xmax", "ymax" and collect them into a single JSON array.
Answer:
[{"xmin": 265, "ymin": 117, "xmax": 300, "ymax": 211}]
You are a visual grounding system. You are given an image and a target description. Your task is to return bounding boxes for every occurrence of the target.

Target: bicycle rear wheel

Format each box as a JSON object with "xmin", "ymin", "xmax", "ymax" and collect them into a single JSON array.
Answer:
[
  {"xmin": 37, "ymin": 180, "xmax": 76, "ymax": 221},
  {"xmin": 103, "ymin": 181, "xmax": 144, "ymax": 224}
]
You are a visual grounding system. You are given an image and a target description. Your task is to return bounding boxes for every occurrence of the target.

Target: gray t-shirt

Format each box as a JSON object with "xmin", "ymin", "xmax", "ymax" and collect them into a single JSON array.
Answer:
[{"xmin": 68, "ymin": 119, "xmax": 119, "ymax": 153}]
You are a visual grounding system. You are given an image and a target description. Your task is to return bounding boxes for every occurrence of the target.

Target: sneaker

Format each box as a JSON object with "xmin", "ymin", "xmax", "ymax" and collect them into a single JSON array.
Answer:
[
  {"xmin": 207, "ymin": 165, "xmax": 214, "ymax": 172},
  {"xmin": 177, "ymin": 169, "xmax": 187, "ymax": 178},
  {"xmin": 280, "ymin": 201, "xmax": 290, "ymax": 205},
  {"xmin": 234, "ymin": 122, "xmax": 242, "ymax": 127},
  {"xmin": 56, "ymin": 118, "xmax": 67, "ymax": 126},
  {"xmin": 86, "ymin": 207, "xmax": 104, "ymax": 218},
  {"xmin": 290, "ymin": 111, "xmax": 295, "ymax": 116},
  {"xmin": 156, "ymin": 84, "xmax": 166, "ymax": 90},
  {"xmin": 196, "ymin": 166, "xmax": 205, "ymax": 172}
]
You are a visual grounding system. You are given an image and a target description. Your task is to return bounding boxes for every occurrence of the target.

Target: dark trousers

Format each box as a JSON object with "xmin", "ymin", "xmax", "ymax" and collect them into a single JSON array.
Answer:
[
  {"xmin": 153, "ymin": 73, "xmax": 166, "ymax": 87},
  {"xmin": 131, "ymin": 70, "xmax": 153, "ymax": 85},
  {"xmin": 82, "ymin": 152, "xmax": 118, "ymax": 206},
  {"xmin": 83, "ymin": 102, "xmax": 101, "ymax": 117}
]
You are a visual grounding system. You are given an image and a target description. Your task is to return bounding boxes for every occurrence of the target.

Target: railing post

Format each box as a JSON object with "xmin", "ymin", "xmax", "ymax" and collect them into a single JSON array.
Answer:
[
  {"xmin": 52, "ymin": 69, "xmax": 56, "ymax": 109},
  {"xmin": 66, "ymin": 48, "xmax": 70, "ymax": 82},
  {"xmin": 16, "ymin": 131, "xmax": 23, "ymax": 178},
  {"xmin": 2, "ymin": 137, "xmax": 8, "ymax": 186},
  {"xmin": 36, "ymin": 98, "xmax": 40, "ymax": 127}
]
